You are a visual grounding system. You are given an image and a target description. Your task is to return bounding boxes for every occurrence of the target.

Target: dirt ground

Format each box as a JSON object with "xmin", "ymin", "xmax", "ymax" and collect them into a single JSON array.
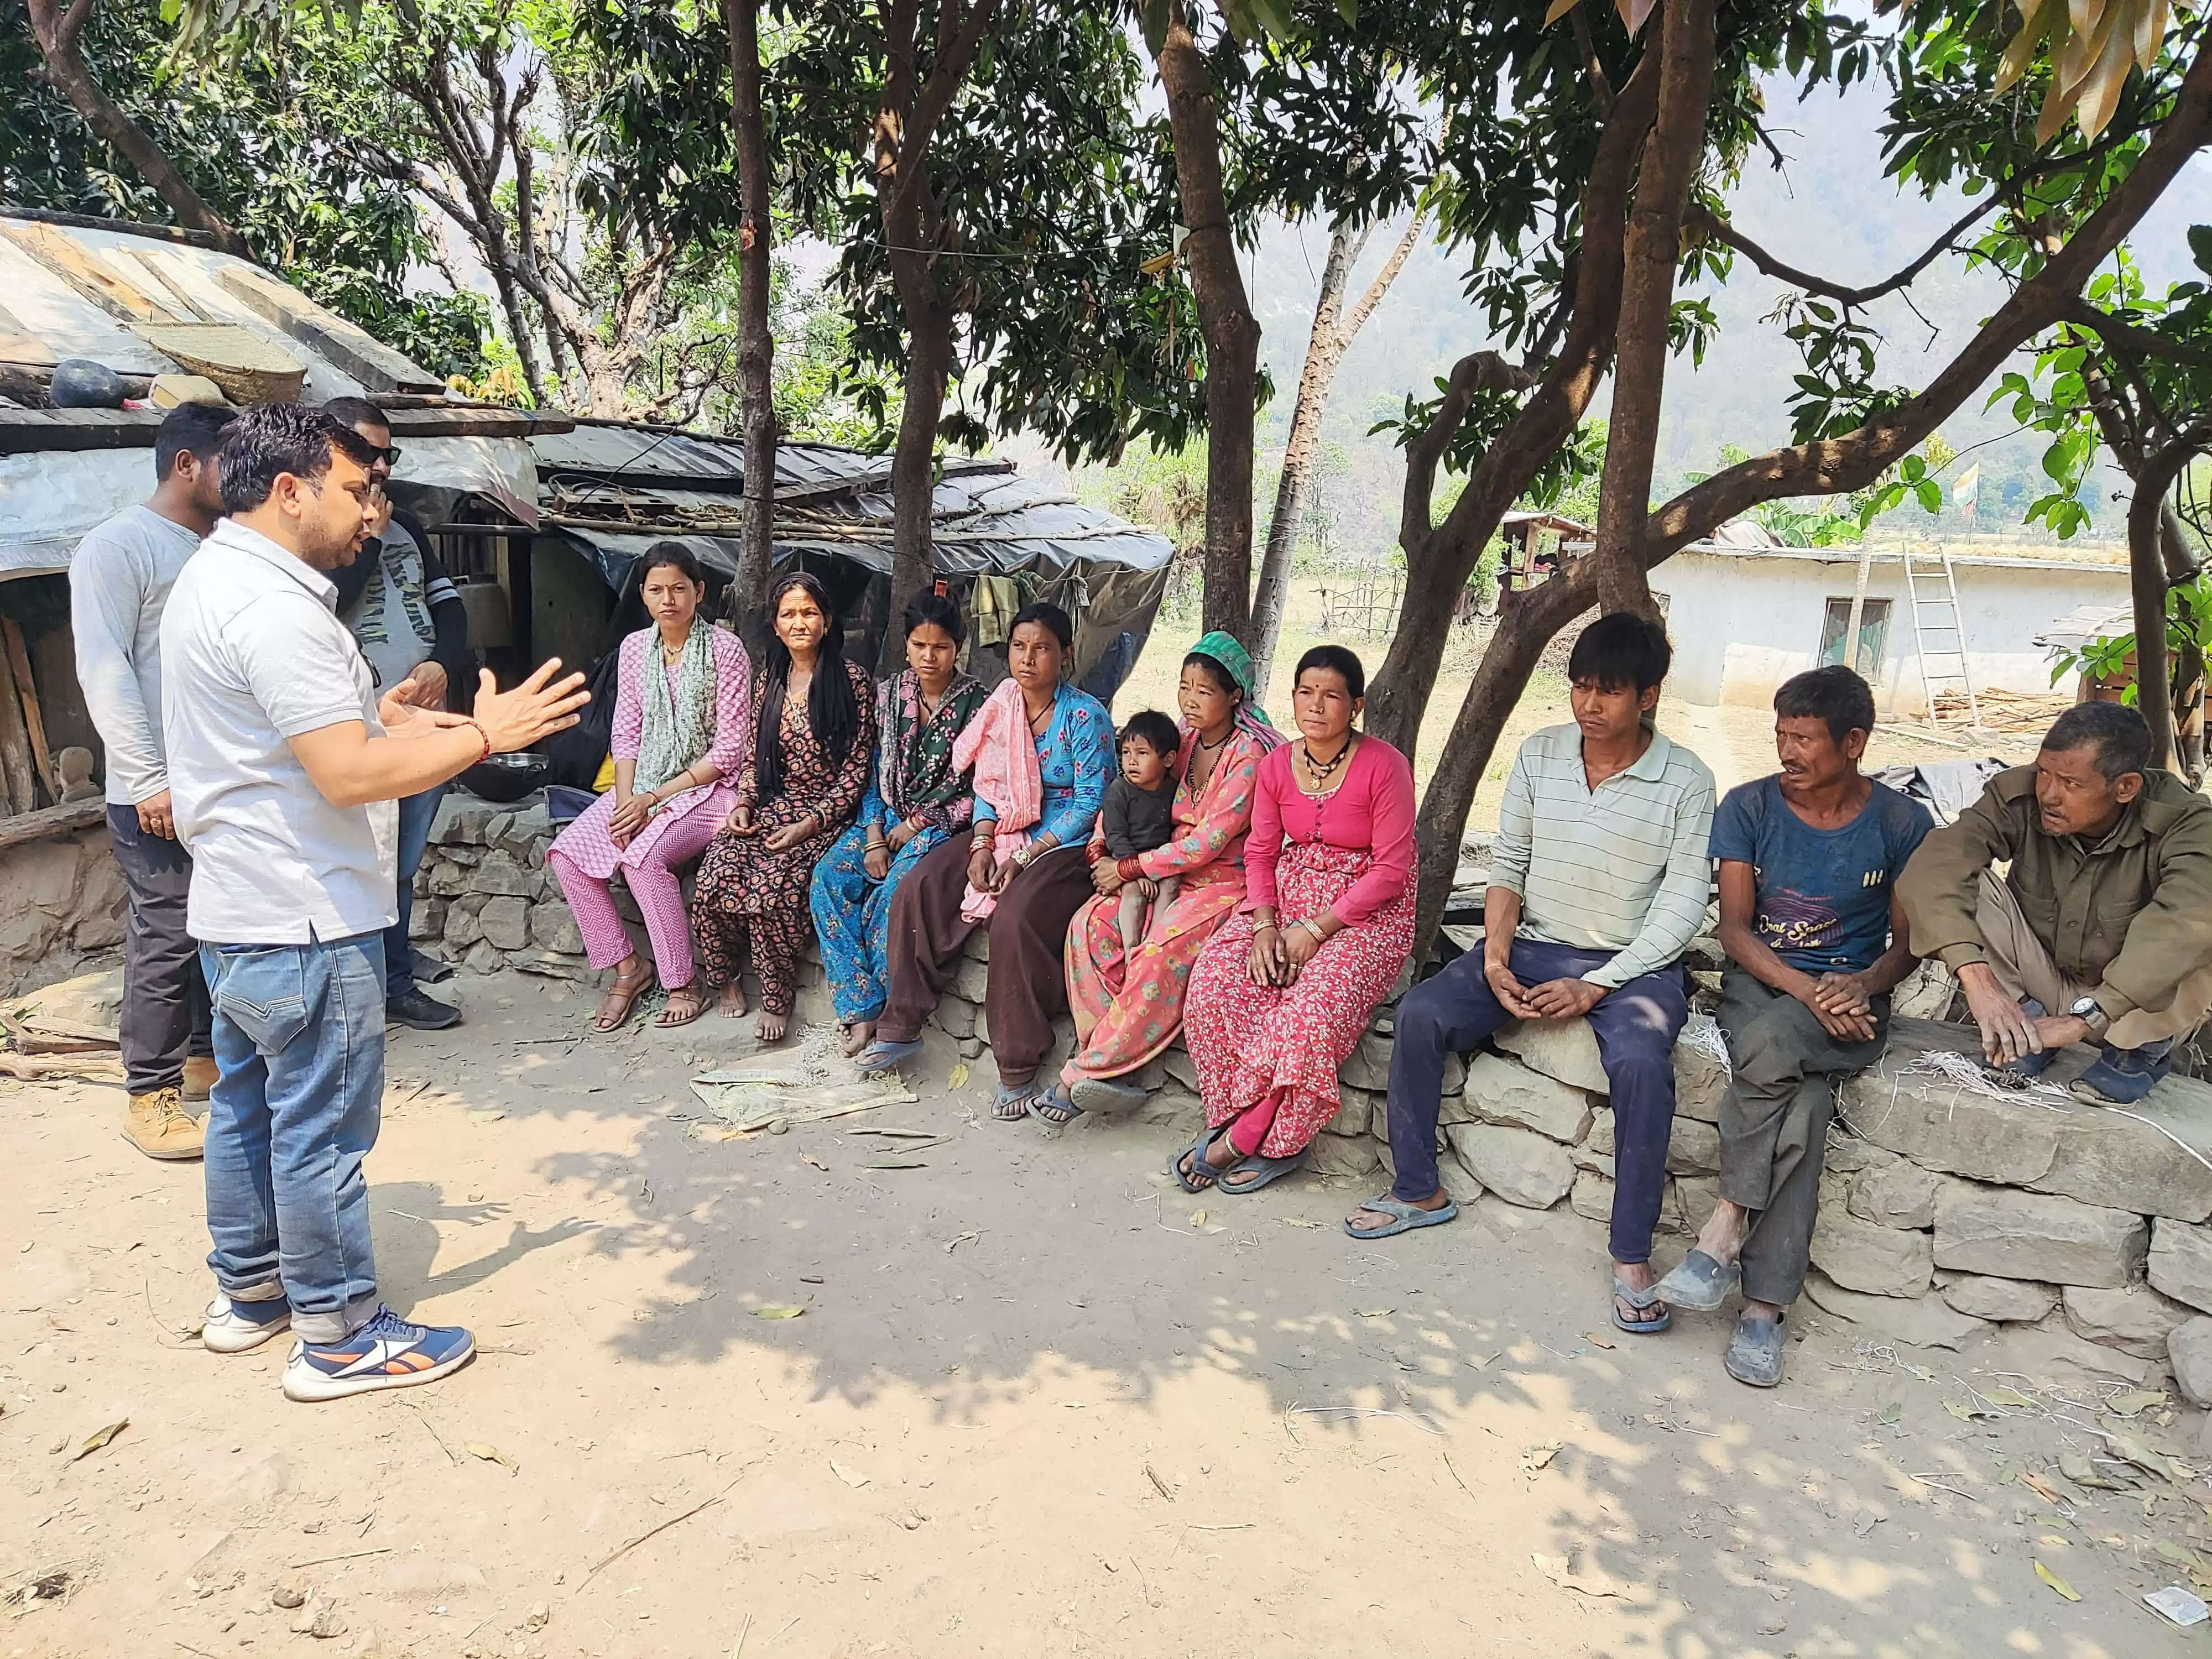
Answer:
[
  {"xmin": 1118, "ymin": 585, "xmax": 2052, "ymax": 830},
  {"xmin": 6, "ymin": 971, "xmax": 2210, "ymax": 1659}
]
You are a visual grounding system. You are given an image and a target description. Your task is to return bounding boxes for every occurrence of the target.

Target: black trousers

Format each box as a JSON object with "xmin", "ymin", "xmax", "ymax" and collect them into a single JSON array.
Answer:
[{"xmin": 107, "ymin": 805, "xmax": 211, "ymax": 1093}]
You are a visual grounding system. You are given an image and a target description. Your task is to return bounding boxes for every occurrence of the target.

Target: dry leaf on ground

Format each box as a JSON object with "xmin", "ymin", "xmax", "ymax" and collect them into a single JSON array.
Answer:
[
  {"xmin": 2034, "ymin": 1559, "xmax": 2080, "ymax": 1601},
  {"xmin": 70, "ymin": 1420, "xmax": 127, "ymax": 1462},
  {"xmin": 465, "ymin": 1441, "xmax": 519, "ymax": 1474}
]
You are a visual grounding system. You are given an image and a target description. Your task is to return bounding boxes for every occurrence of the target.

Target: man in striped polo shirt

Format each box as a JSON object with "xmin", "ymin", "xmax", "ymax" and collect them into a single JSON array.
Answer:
[{"xmin": 1350, "ymin": 614, "xmax": 1715, "ymax": 1338}]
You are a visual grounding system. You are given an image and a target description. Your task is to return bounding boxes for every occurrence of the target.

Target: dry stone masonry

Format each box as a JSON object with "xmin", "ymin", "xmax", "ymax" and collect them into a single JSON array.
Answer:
[{"xmin": 422, "ymin": 795, "xmax": 2212, "ymax": 1392}]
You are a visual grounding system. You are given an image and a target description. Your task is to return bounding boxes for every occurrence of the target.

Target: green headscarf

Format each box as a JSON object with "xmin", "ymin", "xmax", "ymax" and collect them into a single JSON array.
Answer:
[{"xmin": 1187, "ymin": 629, "xmax": 1280, "ymax": 747}]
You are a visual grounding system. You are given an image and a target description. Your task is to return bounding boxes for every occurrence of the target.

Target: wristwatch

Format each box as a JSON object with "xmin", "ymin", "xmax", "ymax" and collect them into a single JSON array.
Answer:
[{"xmin": 2069, "ymin": 995, "xmax": 2112, "ymax": 1039}]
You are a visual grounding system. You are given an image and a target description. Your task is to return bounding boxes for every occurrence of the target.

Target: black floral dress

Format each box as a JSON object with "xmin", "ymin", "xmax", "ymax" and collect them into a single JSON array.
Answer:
[{"xmin": 691, "ymin": 656, "xmax": 877, "ymax": 1014}]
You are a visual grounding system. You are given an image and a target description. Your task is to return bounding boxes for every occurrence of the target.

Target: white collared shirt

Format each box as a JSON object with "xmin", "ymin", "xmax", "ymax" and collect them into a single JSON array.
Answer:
[{"xmin": 160, "ymin": 518, "xmax": 397, "ymax": 944}]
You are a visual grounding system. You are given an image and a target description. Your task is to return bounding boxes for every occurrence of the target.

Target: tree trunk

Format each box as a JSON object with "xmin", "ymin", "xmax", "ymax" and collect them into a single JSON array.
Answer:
[
  {"xmin": 1408, "ymin": 571, "xmax": 1596, "ymax": 953},
  {"xmin": 1590, "ymin": 0, "xmax": 1716, "ymax": 619},
  {"xmin": 27, "ymin": 0, "xmax": 250, "ymax": 258},
  {"xmin": 2129, "ymin": 440, "xmax": 2197, "ymax": 773},
  {"xmin": 726, "ymin": 0, "xmax": 778, "ymax": 633},
  {"xmin": 1155, "ymin": 1, "xmax": 1259, "ymax": 644},
  {"xmin": 885, "ymin": 296, "xmax": 954, "ymax": 674},
  {"xmin": 1251, "ymin": 213, "xmax": 1423, "ymax": 689}
]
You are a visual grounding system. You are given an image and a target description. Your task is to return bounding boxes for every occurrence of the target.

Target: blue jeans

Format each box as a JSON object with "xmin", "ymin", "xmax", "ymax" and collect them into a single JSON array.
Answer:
[
  {"xmin": 200, "ymin": 932, "xmax": 388, "ymax": 1344},
  {"xmin": 1385, "ymin": 938, "xmax": 1688, "ymax": 1264},
  {"xmin": 385, "ymin": 784, "xmax": 447, "ymax": 1000}
]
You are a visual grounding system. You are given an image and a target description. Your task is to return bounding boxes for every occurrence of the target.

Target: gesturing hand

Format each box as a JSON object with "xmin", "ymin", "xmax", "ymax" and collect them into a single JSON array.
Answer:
[{"xmin": 472, "ymin": 660, "xmax": 589, "ymax": 753}]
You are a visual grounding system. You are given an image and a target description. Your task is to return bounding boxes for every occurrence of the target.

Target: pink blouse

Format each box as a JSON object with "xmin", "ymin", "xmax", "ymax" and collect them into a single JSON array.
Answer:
[{"xmin": 1245, "ymin": 736, "xmax": 1416, "ymax": 927}]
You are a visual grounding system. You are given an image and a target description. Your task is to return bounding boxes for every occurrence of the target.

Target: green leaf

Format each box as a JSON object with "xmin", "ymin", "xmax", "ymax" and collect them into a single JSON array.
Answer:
[
  {"xmin": 1335, "ymin": 0, "xmax": 1359, "ymax": 23},
  {"xmin": 2190, "ymin": 225, "xmax": 2212, "ymax": 278},
  {"xmin": 1915, "ymin": 478, "xmax": 1942, "ymax": 514},
  {"xmin": 1137, "ymin": 0, "xmax": 1171, "ymax": 56}
]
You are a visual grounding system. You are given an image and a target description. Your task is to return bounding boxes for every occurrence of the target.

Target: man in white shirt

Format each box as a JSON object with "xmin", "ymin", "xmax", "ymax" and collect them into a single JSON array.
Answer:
[
  {"xmin": 70, "ymin": 400, "xmax": 236, "ymax": 1161},
  {"xmin": 1351, "ymin": 614, "xmax": 1715, "ymax": 1339},
  {"xmin": 164, "ymin": 403, "xmax": 586, "ymax": 1402}
]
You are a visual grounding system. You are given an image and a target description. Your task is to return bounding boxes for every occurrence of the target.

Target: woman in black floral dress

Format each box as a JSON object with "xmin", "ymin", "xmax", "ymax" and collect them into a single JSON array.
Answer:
[{"xmin": 691, "ymin": 572, "xmax": 876, "ymax": 1041}]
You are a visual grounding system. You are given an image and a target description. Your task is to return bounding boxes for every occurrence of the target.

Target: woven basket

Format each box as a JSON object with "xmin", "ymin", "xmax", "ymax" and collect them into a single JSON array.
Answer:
[{"xmin": 129, "ymin": 323, "xmax": 306, "ymax": 404}]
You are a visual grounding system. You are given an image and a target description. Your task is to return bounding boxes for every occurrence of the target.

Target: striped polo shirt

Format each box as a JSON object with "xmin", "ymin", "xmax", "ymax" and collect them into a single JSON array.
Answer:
[{"xmin": 1490, "ymin": 722, "xmax": 1716, "ymax": 989}]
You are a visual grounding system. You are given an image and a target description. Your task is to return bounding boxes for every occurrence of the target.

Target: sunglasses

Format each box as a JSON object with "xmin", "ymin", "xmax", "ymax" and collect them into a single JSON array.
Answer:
[{"xmin": 364, "ymin": 444, "xmax": 403, "ymax": 468}]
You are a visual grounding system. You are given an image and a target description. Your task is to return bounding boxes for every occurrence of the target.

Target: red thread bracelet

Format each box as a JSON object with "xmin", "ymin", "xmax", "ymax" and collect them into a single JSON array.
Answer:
[{"xmin": 461, "ymin": 718, "xmax": 491, "ymax": 764}]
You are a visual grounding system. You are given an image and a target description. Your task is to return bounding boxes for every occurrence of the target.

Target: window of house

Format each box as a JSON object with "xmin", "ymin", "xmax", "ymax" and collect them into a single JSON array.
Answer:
[{"xmin": 1818, "ymin": 596, "xmax": 1890, "ymax": 674}]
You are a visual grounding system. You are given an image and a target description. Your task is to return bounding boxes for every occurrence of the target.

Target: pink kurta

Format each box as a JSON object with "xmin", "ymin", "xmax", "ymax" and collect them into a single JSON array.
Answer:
[
  {"xmin": 1181, "ymin": 738, "xmax": 1417, "ymax": 1159},
  {"xmin": 1061, "ymin": 725, "xmax": 1267, "ymax": 1082},
  {"xmin": 548, "ymin": 625, "xmax": 752, "ymax": 879}
]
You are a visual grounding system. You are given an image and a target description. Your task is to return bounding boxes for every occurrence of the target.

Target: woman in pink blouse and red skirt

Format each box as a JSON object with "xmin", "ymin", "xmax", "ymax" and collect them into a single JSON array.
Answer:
[{"xmin": 1178, "ymin": 646, "xmax": 1416, "ymax": 1193}]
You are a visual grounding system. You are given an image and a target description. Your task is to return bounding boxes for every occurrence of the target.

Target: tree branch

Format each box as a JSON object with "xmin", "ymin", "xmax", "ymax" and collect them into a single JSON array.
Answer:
[
  {"xmin": 1683, "ymin": 191, "xmax": 1998, "ymax": 310},
  {"xmin": 2065, "ymin": 299, "xmax": 2212, "ymax": 372}
]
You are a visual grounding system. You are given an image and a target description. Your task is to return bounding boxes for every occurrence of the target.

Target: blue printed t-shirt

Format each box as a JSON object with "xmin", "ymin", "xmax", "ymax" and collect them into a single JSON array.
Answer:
[{"xmin": 1709, "ymin": 775, "xmax": 1932, "ymax": 975}]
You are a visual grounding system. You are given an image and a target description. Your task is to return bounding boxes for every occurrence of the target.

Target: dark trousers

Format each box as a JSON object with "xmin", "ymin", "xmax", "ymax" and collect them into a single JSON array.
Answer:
[
  {"xmin": 1717, "ymin": 966, "xmax": 1888, "ymax": 1308},
  {"xmin": 383, "ymin": 784, "xmax": 447, "ymax": 1001},
  {"xmin": 1386, "ymin": 937, "xmax": 1687, "ymax": 1264},
  {"xmin": 107, "ymin": 804, "xmax": 212, "ymax": 1094},
  {"xmin": 878, "ymin": 838, "xmax": 1093, "ymax": 1087}
]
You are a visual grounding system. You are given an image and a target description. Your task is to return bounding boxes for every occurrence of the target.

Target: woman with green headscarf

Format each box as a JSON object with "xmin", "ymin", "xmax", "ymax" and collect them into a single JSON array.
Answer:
[{"xmin": 1030, "ymin": 632, "xmax": 1281, "ymax": 1124}]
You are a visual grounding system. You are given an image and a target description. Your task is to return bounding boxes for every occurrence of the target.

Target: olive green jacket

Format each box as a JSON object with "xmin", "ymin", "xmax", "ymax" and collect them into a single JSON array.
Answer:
[{"xmin": 1898, "ymin": 764, "xmax": 2212, "ymax": 1023}]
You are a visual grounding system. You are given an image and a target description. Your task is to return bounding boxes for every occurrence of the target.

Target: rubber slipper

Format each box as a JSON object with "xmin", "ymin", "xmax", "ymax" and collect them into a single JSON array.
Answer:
[
  {"xmin": 1344, "ymin": 1193, "xmax": 1459, "ymax": 1239},
  {"xmin": 853, "ymin": 1038, "xmax": 923, "ymax": 1074},
  {"xmin": 1611, "ymin": 1274, "xmax": 1672, "ymax": 1335},
  {"xmin": 1070, "ymin": 1075, "xmax": 1148, "ymax": 1113},
  {"xmin": 1171, "ymin": 1125, "xmax": 1224, "ymax": 1193},
  {"xmin": 993, "ymin": 1082, "xmax": 1040, "ymax": 1121},
  {"xmin": 1654, "ymin": 1249, "xmax": 1740, "ymax": 1313},
  {"xmin": 1027, "ymin": 1086, "xmax": 1084, "ymax": 1126},
  {"xmin": 1216, "ymin": 1150, "xmax": 1307, "ymax": 1194}
]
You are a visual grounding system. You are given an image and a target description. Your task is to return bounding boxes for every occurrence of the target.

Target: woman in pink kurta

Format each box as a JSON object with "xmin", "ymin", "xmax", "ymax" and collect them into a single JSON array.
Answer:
[
  {"xmin": 1179, "ymin": 645, "xmax": 1416, "ymax": 1193},
  {"xmin": 1033, "ymin": 638, "xmax": 1277, "ymax": 1123},
  {"xmin": 547, "ymin": 546, "xmax": 751, "ymax": 1030}
]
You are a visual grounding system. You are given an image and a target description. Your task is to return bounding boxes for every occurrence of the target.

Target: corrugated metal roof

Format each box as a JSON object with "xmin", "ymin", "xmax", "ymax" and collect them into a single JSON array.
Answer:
[{"xmin": 0, "ymin": 209, "xmax": 442, "ymax": 397}]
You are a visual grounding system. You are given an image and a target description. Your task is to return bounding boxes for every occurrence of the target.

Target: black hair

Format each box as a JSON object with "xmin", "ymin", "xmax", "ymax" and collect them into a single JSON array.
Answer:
[
  {"xmin": 1181, "ymin": 650, "xmax": 1243, "ymax": 702},
  {"xmin": 1294, "ymin": 644, "xmax": 1366, "ymax": 700},
  {"xmin": 2044, "ymin": 700, "xmax": 2152, "ymax": 784},
  {"xmin": 321, "ymin": 395, "xmax": 390, "ymax": 432},
  {"xmin": 902, "ymin": 591, "xmax": 966, "ymax": 646},
  {"xmin": 1009, "ymin": 600, "xmax": 1074, "ymax": 650},
  {"xmin": 1773, "ymin": 663, "xmax": 1876, "ymax": 747},
  {"xmin": 755, "ymin": 570, "xmax": 860, "ymax": 804},
  {"xmin": 638, "ymin": 541, "xmax": 705, "ymax": 588},
  {"xmin": 1567, "ymin": 611, "xmax": 1672, "ymax": 693},
  {"xmin": 1118, "ymin": 709, "xmax": 1181, "ymax": 759},
  {"xmin": 153, "ymin": 401, "xmax": 235, "ymax": 484},
  {"xmin": 216, "ymin": 404, "xmax": 379, "ymax": 515}
]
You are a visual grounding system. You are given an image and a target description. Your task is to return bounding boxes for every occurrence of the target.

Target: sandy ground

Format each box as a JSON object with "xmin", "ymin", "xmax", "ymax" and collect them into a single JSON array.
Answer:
[
  {"xmin": 1118, "ymin": 585, "xmax": 2052, "ymax": 831},
  {"xmin": 6, "ymin": 970, "xmax": 2210, "ymax": 1659}
]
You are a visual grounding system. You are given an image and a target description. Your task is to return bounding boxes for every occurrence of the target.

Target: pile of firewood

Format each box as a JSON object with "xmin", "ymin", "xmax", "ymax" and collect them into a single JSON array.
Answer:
[{"xmin": 0, "ymin": 999, "xmax": 123, "ymax": 1082}]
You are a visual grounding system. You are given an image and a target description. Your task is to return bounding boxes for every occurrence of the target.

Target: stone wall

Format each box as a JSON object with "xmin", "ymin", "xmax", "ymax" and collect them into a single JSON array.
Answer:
[
  {"xmin": 425, "ymin": 791, "xmax": 2212, "ymax": 1393},
  {"xmin": 0, "ymin": 822, "xmax": 127, "ymax": 998}
]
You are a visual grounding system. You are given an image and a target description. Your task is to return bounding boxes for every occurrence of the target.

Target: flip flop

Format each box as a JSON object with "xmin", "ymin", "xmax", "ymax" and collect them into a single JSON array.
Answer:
[
  {"xmin": 1343, "ymin": 1193, "xmax": 1459, "ymax": 1239},
  {"xmin": 1027, "ymin": 1086, "xmax": 1084, "ymax": 1126},
  {"xmin": 853, "ymin": 1038, "xmax": 923, "ymax": 1074},
  {"xmin": 1216, "ymin": 1150, "xmax": 1307, "ymax": 1194},
  {"xmin": 1171, "ymin": 1125, "xmax": 1225, "ymax": 1193},
  {"xmin": 1611, "ymin": 1274, "xmax": 1672, "ymax": 1335},
  {"xmin": 1070, "ymin": 1076, "xmax": 1148, "ymax": 1113},
  {"xmin": 1654, "ymin": 1249, "xmax": 1740, "ymax": 1313},
  {"xmin": 993, "ymin": 1082, "xmax": 1041, "ymax": 1121}
]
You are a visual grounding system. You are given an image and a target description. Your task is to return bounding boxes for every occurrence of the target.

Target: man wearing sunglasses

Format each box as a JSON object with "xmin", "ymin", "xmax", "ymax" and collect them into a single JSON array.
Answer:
[{"xmin": 324, "ymin": 398, "xmax": 473, "ymax": 1032}]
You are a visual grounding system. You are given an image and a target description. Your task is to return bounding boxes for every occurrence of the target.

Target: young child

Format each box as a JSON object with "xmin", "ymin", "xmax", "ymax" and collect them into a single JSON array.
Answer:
[{"xmin": 1101, "ymin": 710, "xmax": 1182, "ymax": 952}]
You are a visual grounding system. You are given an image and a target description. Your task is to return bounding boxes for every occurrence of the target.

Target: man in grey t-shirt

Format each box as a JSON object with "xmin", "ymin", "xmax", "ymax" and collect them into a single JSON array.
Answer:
[{"xmin": 70, "ymin": 401, "xmax": 235, "ymax": 1161}]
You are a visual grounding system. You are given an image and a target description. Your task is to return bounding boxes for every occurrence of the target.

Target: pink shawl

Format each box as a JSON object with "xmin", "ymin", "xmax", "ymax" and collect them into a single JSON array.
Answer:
[{"xmin": 951, "ymin": 679, "xmax": 1042, "ymax": 921}]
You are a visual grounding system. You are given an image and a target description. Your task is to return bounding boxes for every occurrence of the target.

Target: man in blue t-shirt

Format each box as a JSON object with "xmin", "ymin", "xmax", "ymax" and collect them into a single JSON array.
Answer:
[{"xmin": 1656, "ymin": 665, "xmax": 1929, "ymax": 1389}]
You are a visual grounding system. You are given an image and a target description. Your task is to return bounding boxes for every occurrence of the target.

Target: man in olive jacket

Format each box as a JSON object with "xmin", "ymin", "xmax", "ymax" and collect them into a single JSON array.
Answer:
[{"xmin": 1899, "ymin": 702, "xmax": 2212, "ymax": 1105}]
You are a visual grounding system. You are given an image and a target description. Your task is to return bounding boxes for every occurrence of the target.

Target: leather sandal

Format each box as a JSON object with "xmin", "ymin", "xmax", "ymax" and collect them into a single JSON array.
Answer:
[{"xmin": 592, "ymin": 961, "xmax": 656, "ymax": 1032}]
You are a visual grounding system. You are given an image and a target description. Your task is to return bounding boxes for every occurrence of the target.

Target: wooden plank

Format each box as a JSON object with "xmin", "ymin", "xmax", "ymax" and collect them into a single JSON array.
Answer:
[
  {"xmin": 0, "ymin": 221, "xmax": 172, "ymax": 322},
  {"xmin": 210, "ymin": 262, "xmax": 441, "ymax": 392},
  {"xmin": 0, "ymin": 641, "xmax": 38, "ymax": 814},
  {"xmin": 0, "ymin": 206, "xmax": 222, "ymax": 251},
  {"xmin": 0, "ymin": 796, "xmax": 103, "ymax": 851},
  {"xmin": 2, "ymin": 618, "xmax": 56, "ymax": 800},
  {"xmin": 0, "ymin": 407, "xmax": 163, "ymax": 453},
  {"xmin": 116, "ymin": 248, "xmax": 210, "ymax": 323},
  {"xmin": 0, "ymin": 298, "xmax": 60, "ymax": 369}
]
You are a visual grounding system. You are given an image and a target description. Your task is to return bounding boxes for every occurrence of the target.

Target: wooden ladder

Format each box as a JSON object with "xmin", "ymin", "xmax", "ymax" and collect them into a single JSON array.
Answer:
[{"xmin": 1902, "ymin": 550, "xmax": 1982, "ymax": 727}]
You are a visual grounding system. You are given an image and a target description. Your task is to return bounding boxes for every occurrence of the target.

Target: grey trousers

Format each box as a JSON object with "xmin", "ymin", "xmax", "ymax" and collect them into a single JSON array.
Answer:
[
  {"xmin": 1717, "ymin": 966, "xmax": 1887, "ymax": 1308},
  {"xmin": 107, "ymin": 804, "xmax": 212, "ymax": 1094}
]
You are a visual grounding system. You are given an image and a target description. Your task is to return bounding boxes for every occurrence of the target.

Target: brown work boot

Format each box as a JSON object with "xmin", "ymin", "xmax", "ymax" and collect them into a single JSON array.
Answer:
[
  {"xmin": 123, "ymin": 1087, "xmax": 204, "ymax": 1161},
  {"xmin": 182, "ymin": 1055, "xmax": 218, "ymax": 1104}
]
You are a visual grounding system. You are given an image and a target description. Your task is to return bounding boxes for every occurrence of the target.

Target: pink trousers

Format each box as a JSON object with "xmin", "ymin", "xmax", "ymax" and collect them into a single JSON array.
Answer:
[{"xmin": 547, "ymin": 808, "xmax": 720, "ymax": 988}]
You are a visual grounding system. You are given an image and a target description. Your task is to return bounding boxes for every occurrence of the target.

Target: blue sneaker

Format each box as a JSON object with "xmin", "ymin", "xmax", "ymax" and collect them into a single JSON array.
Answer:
[
  {"xmin": 281, "ymin": 1305, "xmax": 474, "ymax": 1402},
  {"xmin": 201, "ymin": 1293, "xmax": 293, "ymax": 1354},
  {"xmin": 2071, "ymin": 1040, "xmax": 2174, "ymax": 1107}
]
